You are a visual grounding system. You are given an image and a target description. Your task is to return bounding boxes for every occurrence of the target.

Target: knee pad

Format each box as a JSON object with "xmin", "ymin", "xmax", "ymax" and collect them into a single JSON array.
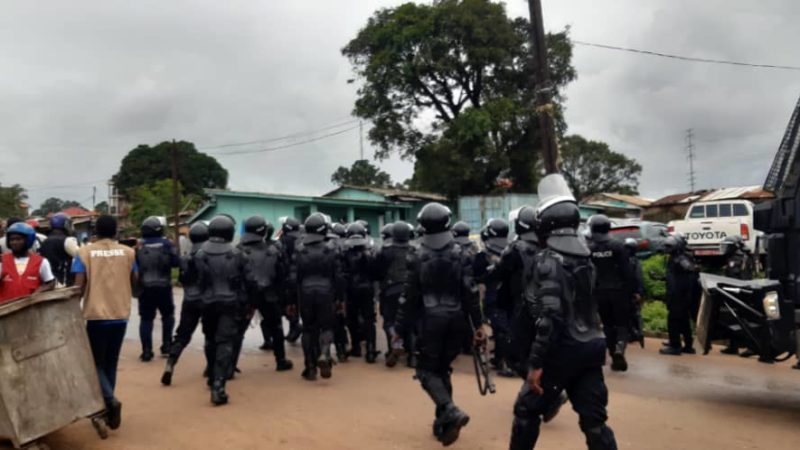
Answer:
[{"xmin": 582, "ymin": 425, "xmax": 617, "ymax": 450}]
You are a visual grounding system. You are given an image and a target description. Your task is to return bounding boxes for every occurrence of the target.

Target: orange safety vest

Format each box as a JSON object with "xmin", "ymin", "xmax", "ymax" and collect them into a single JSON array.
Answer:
[{"xmin": 0, "ymin": 252, "xmax": 43, "ymax": 304}]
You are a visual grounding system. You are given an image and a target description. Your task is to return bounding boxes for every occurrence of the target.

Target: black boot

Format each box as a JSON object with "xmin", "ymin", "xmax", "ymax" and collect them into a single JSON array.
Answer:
[
  {"xmin": 438, "ymin": 404, "xmax": 470, "ymax": 446},
  {"xmin": 301, "ymin": 367, "xmax": 317, "ymax": 381},
  {"xmin": 107, "ymin": 398, "xmax": 122, "ymax": 430},
  {"xmin": 140, "ymin": 349, "xmax": 154, "ymax": 362},
  {"xmin": 659, "ymin": 346, "xmax": 681, "ymax": 356},
  {"xmin": 210, "ymin": 379, "xmax": 228, "ymax": 405},
  {"xmin": 286, "ymin": 320, "xmax": 302, "ymax": 343},
  {"xmin": 161, "ymin": 357, "xmax": 177, "ymax": 386},
  {"xmin": 275, "ymin": 358, "xmax": 294, "ymax": 372},
  {"xmin": 348, "ymin": 343, "xmax": 363, "ymax": 358},
  {"xmin": 365, "ymin": 341, "xmax": 378, "ymax": 364},
  {"xmin": 336, "ymin": 343, "xmax": 349, "ymax": 363},
  {"xmin": 317, "ymin": 358, "xmax": 333, "ymax": 379},
  {"xmin": 509, "ymin": 416, "xmax": 540, "ymax": 450},
  {"xmin": 611, "ymin": 341, "xmax": 628, "ymax": 372}
]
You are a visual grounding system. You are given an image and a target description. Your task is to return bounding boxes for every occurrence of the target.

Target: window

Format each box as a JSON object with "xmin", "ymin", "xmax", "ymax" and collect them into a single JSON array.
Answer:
[
  {"xmin": 689, "ymin": 205, "xmax": 705, "ymax": 218},
  {"xmin": 733, "ymin": 204, "xmax": 749, "ymax": 217},
  {"xmin": 719, "ymin": 204, "xmax": 732, "ymax": 217},
  {"xmin": 705, "ymin": 204, "xmax": 718, "ymax": 218}
]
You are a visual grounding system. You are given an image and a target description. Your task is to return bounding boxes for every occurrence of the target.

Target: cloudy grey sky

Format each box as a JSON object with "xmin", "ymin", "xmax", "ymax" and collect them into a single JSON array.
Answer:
[{"xmin": 2, "ymin": 0, "xmax": 799, "ymax": 210}]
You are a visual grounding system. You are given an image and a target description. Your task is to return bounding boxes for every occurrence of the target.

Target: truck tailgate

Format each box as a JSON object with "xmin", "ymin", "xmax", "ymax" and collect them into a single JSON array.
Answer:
[{"xmin": 675, "ymin": 219, "xmax": 742, "ymax": 255}]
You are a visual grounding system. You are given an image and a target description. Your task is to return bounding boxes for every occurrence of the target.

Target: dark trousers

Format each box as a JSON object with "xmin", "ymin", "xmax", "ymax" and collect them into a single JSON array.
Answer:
[
  {"xmin": 416, "ymin": 311, "xmax": 465, "ymax": 416},
  {"xmin": 667, "ymin": 290, "xmax": 693, "ymax": 349},
  {"xmin": 489, "ymin": 306, "xmax": 512, "ymax": 365},
  {"xmin": 256, "ymin": 298, "xmax": 287, "ymax": 362},
  {"xmin": 380, "ymin": 292, "xmax": 414, "ymax": 354},
  {"xmin": 595, "ymin": 289, "xmax": 630, "ymax": 353},
  {"xmin": 346, "ymin": 288, "xmax": 376, "ymax": 349},
  {"xmin": 138, "ymin": 285, "xmax": 175, "ymax": 352},
  {"xmin": 169, "ymin": 300, "xmax": 204, "ymax": 364},
  {"xmin": 510, "ymin": 365, "xmax": 617, "ymax": 450},
  {"xmin": 202, "ymin": 303, "xmax": 240, "ymax": 384},
  {"xmin": 86, "ymin": 320, "xmax": 128, "ymax": 408},
  {"xmin": 299, "ymin": 287, "xmax": 336, "ymax": 370}
]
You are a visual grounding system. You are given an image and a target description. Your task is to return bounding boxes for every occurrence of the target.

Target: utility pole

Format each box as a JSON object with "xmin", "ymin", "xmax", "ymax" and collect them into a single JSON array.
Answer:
[
  {"xmin": 92, "ymin": 186, "xmax": 96, "ymax": 211},
  {"xmin": 528, "ymin": 0, "xmax": 560, "ymax": 174},
  {"xmin": 170, "ymin": 140, "xmax": 180, "ymax": 248},
  {"xmin": 686, "ymin": 129, "xmax": 697, "ymax": 192},
  {"xmin": 359, "ymin": 120, "xmax": 364, "ymax": 160}
]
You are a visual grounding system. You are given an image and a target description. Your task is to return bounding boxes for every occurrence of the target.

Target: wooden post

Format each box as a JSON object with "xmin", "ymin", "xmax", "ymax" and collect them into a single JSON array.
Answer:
[{"xmin": 528, "ymin": 0, "xmax": 560, "ymax": 174}]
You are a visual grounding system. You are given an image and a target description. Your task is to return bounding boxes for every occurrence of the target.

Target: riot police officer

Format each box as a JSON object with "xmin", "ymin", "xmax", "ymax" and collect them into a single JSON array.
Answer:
[
  {"xmin": 395, "ymin": 203, "xmax": 484, "ymax": 446},
  {"xmin": 380, "ymin": 223, "xmax": 393, "ymax": 246},
  {"xmin": 342, "ymin": 221, "xmax": 379, "ymax": 362},
  {"xmin": 161, "ymin": 222, "xmax": 209, "ymax": 386},
  {"xmin": 278, "ymin": 218, "xmax": 303, "ymax": 344},
  {"xmin": 39, "ymin": 212, "xmax": 78, "ymax": 287},
  {"xmin": 196, "ymin": 215, "xmax": 246, "ymax": 405},
  {"xmin": 474, "ymin": 218, "xmax": 514, "ymax": 377},
  {"xmin": 238, "ymin": 216, "xmax": 293, "ymax": 372},
  {"xmin": 295, "ymin": 213, "xmax": 344, "ymax": 381},
  {"xmin": 719, "ymin": 235, "xmax": 754, "ymax": 356},
  {"xmin": 376, "ymin": 221, "xmax": 416, "ymax": 368},
  {"xmin": 624, "ymin": 238, "xmax": 645, "ymax": 348},
  {"xmin": 452, "ymin": 221, "xmax": 478, "ymax": 355},
  {"xmin": 659, "ymin": 234, "xmax": 699, "ymax": 356},
  {"xmin": 588, "ymin": 215, "xmax": 633, "ymax": 371},
  {"xmin": 326, "ymin": 222, "xmax": 350, "ymax": 362},
  {"xmin": 509, "ymin": 174, "xmax": 617, "ymax": 450},
  {"xmin": 136, "ymin": 216, "xmax": 179, "ymax": 362}
]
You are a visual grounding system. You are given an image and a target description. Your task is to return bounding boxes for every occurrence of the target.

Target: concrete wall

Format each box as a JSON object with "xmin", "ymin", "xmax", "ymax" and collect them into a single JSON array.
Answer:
[{"xmin": 457, "ymin": 194, "xmax": 539, "ymax": 232}]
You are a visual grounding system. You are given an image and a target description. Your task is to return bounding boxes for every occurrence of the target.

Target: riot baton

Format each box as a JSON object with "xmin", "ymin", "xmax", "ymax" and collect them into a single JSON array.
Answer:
[{"xmin": 469, "ymin": 315, "xmax": 496, "ymax": 396}]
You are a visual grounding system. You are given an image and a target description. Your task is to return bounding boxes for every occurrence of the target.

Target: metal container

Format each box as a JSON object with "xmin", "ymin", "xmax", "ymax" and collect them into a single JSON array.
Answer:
[{"xmin": 0, "ymin": 288, "xmax": 107, "ymax": 449}]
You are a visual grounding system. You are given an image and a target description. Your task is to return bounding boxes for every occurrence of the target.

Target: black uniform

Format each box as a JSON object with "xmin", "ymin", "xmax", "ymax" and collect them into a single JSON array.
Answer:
[
  {"xmin": 278, "ymin": 222, "xmax": 303, "ymax": 344},
  {"xmin": 396, "ymin": 204, "xmax": 481, "ymax": 446},
  {"xmin": 661, "ymin": 236, "xmax": 699, "ymax": 354},
  {"xmin": 39, "ymin": 233, "xmax": 73, "ymax": 286},
  {"xmin": 624, "ymin": 243, "xmax": 646, "ymax": 347},
  {"xmin": 326, "ymin": 231, "xmax": 350, "ymax": 362},
  {"xmin": 375, "ymin": 221, "xmax": 416, "ymax": 367},
  {"xmin": 509, "ymin": 174, "xmax": 617, "ymax": 450},
  {"xmin": 295, "ymin": 214, "xmax": 345, "ymax": 380},
  {"xmin": 136, "ymin": 230, "xmax": 179, "ymax": 360},
  {"xmin": 196, "ymin": 216, "xmax": 246, "ymax": 405},
  {"xmin": 162, "ymin": 223, "xmax": 209, "ymax": 386},
  {"xmin": 238, "ymin": 230, "xmax": 293, "ymax": 371},
  {"xmin": 587, "ymin": 218, "xmax": 633, "ymax": 370},
  {"xmin": 342, "ymin": 232, "xmax": 378, "ymax": 362}
]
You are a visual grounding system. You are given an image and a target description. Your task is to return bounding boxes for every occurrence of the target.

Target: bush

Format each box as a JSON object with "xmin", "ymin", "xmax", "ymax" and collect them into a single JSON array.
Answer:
[
  {"xmin": 642, "ymin": 254, "xmax": 667, "ymax": 300},
  {"xmin": 642, "ymin": 300, "xmax": 668, "ymax": 334}
]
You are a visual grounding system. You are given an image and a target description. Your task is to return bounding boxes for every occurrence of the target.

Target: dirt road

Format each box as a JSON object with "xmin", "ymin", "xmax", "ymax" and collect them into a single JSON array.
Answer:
[{"xmin": 8, "ymin": 294, "xmax": 800, "ymax": 450}]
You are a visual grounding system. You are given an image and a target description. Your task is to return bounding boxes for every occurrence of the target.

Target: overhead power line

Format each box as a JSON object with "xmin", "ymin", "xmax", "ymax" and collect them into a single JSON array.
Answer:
[
  {"xmin": 199, "ymin": 118, "xmax": 359, "ymax": 150},
  {"xmin": 572, "ymin": 40, "xmax": 800, "ymax": 71},
  {"xmin": 210, "ymin": 124, "xmax": 361, "ymax": 157}
]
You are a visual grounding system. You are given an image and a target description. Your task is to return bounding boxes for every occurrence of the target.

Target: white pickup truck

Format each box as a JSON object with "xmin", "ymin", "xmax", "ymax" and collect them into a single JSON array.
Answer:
[{"xmin": 668, "ymin": 200, "xmax": 763, "ymax": 257}]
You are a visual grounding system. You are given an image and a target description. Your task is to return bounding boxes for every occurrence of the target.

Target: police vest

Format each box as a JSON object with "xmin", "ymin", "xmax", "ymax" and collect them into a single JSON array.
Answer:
[
  {"xmin": 196, "ymin": 242, "xmax": 242, "ymax": 304},
  {"xmin": 418, "ymin": 243, "xmax": 463, "ymax": 311},
  {"xmin": 137, "ymin": 241, "xmax": 172, "ymax": 288},
  {"xmin": 240, "ymin": 242, "xmax": 280, "ymax": 292},
  {"xmin": 296, "ymin": 241, "xmax": 338, "ymax": 290}
]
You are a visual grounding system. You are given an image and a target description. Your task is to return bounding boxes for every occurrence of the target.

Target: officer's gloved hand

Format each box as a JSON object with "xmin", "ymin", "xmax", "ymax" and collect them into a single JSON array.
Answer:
[
  {"xmin": 527, "ymin": 368, "xmax": 544, "ymax": 396},
  {"xmin": 473, "ymin": 324, "xmax": 489, "ymax": 347}
]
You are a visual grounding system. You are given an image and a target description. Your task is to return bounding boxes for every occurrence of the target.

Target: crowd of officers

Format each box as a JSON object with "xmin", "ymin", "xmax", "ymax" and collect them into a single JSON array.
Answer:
[{"xmin": 0, "ymin": 172, "xmax": 763, "ymax": 450}]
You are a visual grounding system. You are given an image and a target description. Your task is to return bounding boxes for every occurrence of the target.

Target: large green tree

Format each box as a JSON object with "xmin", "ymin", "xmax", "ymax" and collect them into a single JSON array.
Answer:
[
  {"xmin": 127, "ymin": 179, "xmax": 188, "ymax": 230},
  {"xmin": 32, "ymin": 197, "xmax": 85, "ymax": 216},
  {"xmin": 0, "ymin": 184, "xmax": 27, "ymax": 218},
  {"xmin": 331, "ymin": 159, "xmax": 393, "ymax": 187},
  {"xmin": 559, "ymin": 135, "xmax": 642, "ymax": 200},
  {"xmin": 343, "ymin": 0, "xmax": 576, "ymax": 198},
  {"xmin": 112, "ymin": 141, "xmax": 228, "ymax": 198}
]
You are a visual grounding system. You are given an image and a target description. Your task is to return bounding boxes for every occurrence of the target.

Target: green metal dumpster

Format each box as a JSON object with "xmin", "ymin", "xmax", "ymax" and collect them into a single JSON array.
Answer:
[{"xmin": 0, "ymin": 288, "xmax": 108, "ymax": 449}]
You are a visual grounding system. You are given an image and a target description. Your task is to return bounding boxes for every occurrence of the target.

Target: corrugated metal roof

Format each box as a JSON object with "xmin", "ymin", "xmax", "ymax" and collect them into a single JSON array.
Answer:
[
  {"xmin": 324, "ymin": 185, "xmax": 447, "ymax": 201},
  {"xmin": 698, "ymin": 186, "xmax": 774, "ymax": 201},
  {"xmin": 650, "ymin": 191, "xmax": 709, "ymax": 207},
  {"xmin": 600, "ymin": 193, "xmax": 653, "ymax": 207}
]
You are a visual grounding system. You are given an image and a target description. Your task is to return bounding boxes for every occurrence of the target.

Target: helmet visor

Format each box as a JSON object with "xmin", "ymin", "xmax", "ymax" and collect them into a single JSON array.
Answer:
[{"xmin": 536, "ymin": 174, "xmax": 576, "ymax": 214}]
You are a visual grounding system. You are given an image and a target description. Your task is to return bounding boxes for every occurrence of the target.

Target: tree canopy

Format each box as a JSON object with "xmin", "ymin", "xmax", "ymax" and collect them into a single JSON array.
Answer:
[
  {"xmin": 331, "ymin": 159, "xmax": 393, "ymax": 187},
  {"xmin": 0, "ymin": 184, "xmax": 27, "ymax": 219},
  {"xmin": 127, "ymin": 179, "xmax": 187, "ymax": 230},
  {"xmin": 559, "ymin": 135, "xmax": 642, "ymax": 200},
  {"xmin": 343, "ymin": 0, "xmax": 576, "ymax": 198},
  {"xmin": 94, "ymin": 201, "xmax": 109, "ymax": 214},
  {"xmin": 112, "ymin": 141, "xmax": 228, "ymax": 198},
  {"xmin": 32, "ymin": 197, "xmax": 85, "ymax": 217}
]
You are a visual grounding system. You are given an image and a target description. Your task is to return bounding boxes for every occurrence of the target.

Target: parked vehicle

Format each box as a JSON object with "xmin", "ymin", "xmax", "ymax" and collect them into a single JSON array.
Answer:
[
  {"xmin": 667, "ymin": 200, "xmax": 763, "ymax": 257},
  {"xmin": 609, "ymin": 220, "xmax": 669, "ymax": 258}
]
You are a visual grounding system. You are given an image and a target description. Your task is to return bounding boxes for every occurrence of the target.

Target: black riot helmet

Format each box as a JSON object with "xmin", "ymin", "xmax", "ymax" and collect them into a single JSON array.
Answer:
[
  {"xmin": 243, "ymin": 215, "xmax": 268, "ymax": 237},
  {"xmin": 535, "ymin": 174, "xmax": 587, "ymax": 256},
  {"xmin": 381, "ymin": 224, "xmax": 392, "ymax": 240},
  {"xmin": 483, "ymin": 218, "xmax": 509, "ymax": 254},
  {"xmin": 303, "ymin": 213, "xmax": 329, "ymax": 244},
  {"xmin": 346, "ymin": 221, "xmax": 369, "ymax": 247},
  {"xmin": 208, "ymin": 215, "xmax": 236, "ymax": 242},
  {"xmin": 392, "ymin": 221, "xmax": 412, "ymax": 244},
  {"xmin": 355, "ymin": 219, "xmax": 371, "ymax": 236},
  {"xmin": 282, "ymin": 217, "xmax": 301, "ymax": 235},
  {"xmin": 141, "ymin": 216, "xmax": 164, "ymax": 238},
  {"xmin": 452, "ymin": 221, "xmax": 471, "ymax": 246},
  {"xmin": 417, "ymin": 202, "xmax": 452, "ymax": 234},
  {"xmin": 588, "ymin": 214, "xmax": 612, "ymax": 242},
  {"xmin": 189, "ymin": 222, "xmax": 210, "ymax": 244},
  {"xmin": 514, "ymin": 206, "xmax": 539, "ymax": 241},
  {"xmin": 623, "ymin": 237, "xmax": 639, "ymax": 255},
  {"xmin": 721, "ymin": 235, "xmax": 745, "ymax": 256},
  {"xmin": 331, "ymin": 222, "xmax": 347, "ymax": 238},
  {"xmin": 418, "ymin": 202, "xmax": 453, "ymax": 249}
]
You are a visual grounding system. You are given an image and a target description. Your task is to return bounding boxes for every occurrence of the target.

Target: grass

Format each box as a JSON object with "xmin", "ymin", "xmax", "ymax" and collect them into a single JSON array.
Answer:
[{"xmin": 641, "ymin": 300, "xmax": 668, "ymax": 334}]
